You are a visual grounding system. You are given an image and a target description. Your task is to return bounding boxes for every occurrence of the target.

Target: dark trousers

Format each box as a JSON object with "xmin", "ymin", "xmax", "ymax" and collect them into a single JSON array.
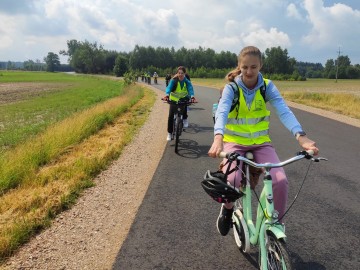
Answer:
[{"xmin": 167, "ymin": 104, "xmax": 188, "ymax": 133}]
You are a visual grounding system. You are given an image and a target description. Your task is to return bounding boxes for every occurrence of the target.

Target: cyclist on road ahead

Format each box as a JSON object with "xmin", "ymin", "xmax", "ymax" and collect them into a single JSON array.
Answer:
[
  {"xmin": 153, "ymin": 72, "xmax": 159, "ymax": 84},
  {"xmin": 165, "ymin": 73, "xmax": 172, "ymax": 86},
  {"xmin": 208, "ymin": 46, "xmax": 319, "ymax": 236},
  {"xmin": 163, "ymin": 66, "xmax": 196, "ymax": 141}
]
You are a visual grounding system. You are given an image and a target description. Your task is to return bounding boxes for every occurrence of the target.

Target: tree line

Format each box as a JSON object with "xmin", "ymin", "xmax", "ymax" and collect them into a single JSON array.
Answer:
[{"xmin": 2, "ymin": 39, "xmax": 360, "ymax": 80}]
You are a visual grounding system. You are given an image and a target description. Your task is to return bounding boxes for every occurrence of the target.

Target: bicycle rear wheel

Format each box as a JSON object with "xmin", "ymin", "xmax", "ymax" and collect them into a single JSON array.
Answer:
[
  {"xmin": 175, "ymin": 115, "xmax": 182, "ymax": 153},
  {"xmin": 259, "ymin": 232, "xmax": 293, "ymax": 270}
]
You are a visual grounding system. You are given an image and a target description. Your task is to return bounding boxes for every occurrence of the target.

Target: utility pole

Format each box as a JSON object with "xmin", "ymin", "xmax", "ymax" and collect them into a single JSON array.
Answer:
[{"xmin": 335, "ymin": 46, "xmax": 342, "ymax": 82}]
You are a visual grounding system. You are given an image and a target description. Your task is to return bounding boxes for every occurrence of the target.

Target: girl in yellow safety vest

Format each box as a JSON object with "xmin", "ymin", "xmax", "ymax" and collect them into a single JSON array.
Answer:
[
  {"xmin": 163, "ymin": 66, "xmax": 197, "ymax": 141},
  {"xmin": 208, "ymin": 46, "xmax": 319, "ymax": 236}
]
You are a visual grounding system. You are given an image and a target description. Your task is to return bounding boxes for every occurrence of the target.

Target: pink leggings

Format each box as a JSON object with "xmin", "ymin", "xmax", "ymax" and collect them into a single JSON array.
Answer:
[{"xmin": 222, "ymin": 143, "xmax": 288, "ymax": 220}]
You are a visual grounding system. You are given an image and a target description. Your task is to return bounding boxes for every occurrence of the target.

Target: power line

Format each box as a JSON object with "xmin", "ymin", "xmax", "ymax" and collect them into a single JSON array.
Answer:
[{"xmin": 335, "ymin": 46, "xmax": 342, "ymax": 82}]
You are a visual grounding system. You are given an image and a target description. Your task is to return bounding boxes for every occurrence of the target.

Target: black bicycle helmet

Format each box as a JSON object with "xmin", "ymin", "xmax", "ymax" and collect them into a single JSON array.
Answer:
[{"xmin": 201, "ymin": 170, "xmax": 243, "ymax": 204}]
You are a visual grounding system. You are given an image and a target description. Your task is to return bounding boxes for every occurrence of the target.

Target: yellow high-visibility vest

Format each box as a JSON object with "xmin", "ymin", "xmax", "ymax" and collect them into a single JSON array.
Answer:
[
  {"xmin": 169, "ymin": 80, "xmax": 189, "ymax": 102},
  {"xmin": 224, "ymin": 80, "xmax": 271, "ymax": 145}
]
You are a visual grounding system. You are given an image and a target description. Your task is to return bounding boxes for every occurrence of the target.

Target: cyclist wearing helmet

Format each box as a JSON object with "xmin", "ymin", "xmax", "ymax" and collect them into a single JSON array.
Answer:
[
  {"xmin": 208, "ymin": 46, "xmax": 319, "ymax": 236},
  {"xmin": 163, "ymin": 66, "xmax": 196, "ymax": 141}
]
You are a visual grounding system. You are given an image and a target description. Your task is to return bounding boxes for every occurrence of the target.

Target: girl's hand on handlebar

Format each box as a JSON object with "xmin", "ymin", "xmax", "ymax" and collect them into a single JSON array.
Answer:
[
  {"xmin": 190, "ymin": 97, "xmax": 197, "ymax": 103},
  {"xmin": 162, "ymin": 95, "xmax": 169, "ymax": 101},
  {"xmin": 208, "ymin": 134, "xmax": 224, "ymax": 158},
  {"xmin": 298, "ymin": 136, "xmax": 319, "ymax": 155}
]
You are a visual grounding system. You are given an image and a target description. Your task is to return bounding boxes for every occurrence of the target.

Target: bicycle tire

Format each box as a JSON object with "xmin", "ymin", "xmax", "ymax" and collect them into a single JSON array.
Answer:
[
  {"xmin": 233, "ymin": 209, "xmax": 250, "ymax": 253},
  {"xmin": 172, "ymin": 115, "xmax": 176, "ymax": 141},
  {"xmin": 175, "ymin": 115, "xmax": 181, "ymax": 153},
  {"xmin": 259, "ymin": 232, "xmax": 293, "ymax": 270}
]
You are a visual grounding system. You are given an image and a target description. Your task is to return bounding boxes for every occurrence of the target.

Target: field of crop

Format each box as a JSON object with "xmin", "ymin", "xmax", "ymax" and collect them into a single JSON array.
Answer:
[{"xmin": 191, "ymin": 78, "xmax": 360, "ymax": 120}]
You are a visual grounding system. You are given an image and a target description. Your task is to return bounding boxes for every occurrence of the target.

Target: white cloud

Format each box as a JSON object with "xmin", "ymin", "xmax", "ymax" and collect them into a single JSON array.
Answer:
[
  {"xmin": 287, "ymin": 3, "xmax": 303, "ymax": 20},
  {"xmin": 136, "ymin": 8, "xmax": 180, "ymax": 46},
  {"xmin": 241, "ymin": 27, "xmax": 291, "ymax": 52},
  {"xmin": 0, "ymin": 0, "xmax": 359, "ymax": 64},
  {"xmin": 302, "ymin": 0, "xmax": 360, "ymax": 48}
]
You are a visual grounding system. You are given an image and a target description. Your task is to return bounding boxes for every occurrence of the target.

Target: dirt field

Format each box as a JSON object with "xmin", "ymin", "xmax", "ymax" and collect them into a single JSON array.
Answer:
[{"xmin": 0, "ymin": 82, "xmax": 70, "ymax": 104}]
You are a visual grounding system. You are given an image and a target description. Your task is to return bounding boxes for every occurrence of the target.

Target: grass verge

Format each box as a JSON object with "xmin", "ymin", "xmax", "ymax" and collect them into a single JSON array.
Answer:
[
  {"xmin": 0, "ymin": 72, "xmax": 124, "ymax": 152},
  {"xmin": 191, "ymin": 78, "xmax": 360, "ymax": 119},
  {"xmin": 281, "ymin": 92, "xmax": 360, "ymax": 120},
  {"xmin": 0, "ymin": 85, "xmax": 156, "ymax": 262}
]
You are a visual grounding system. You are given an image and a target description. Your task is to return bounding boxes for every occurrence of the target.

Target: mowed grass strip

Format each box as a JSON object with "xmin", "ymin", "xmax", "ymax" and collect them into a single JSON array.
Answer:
[
  {"xmin": 0, "ymin": 86, "xmax": 156, "ymax": 261},
  {"xmin": 0, "ymin": 72, "xmax": 124, "ymax": 152},
  {"xmin": 0, "ymin": 83, "xmax": 143, "ymax": 194}
]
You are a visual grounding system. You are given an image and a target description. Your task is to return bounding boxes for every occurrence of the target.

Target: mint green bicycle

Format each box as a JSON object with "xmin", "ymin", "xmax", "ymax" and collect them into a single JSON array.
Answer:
[{"xmin": 202, "ymin": 150, "xmax": 327, "ymax": 269}]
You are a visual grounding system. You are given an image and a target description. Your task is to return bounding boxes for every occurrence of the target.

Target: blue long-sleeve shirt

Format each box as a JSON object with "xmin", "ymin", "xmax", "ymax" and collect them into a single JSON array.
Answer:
[
  {"xmin": 214, "ymin": 73, "xmax": 303, "ymax": 137},
  {"xmin": 165, "ymin": 78, "xmax": 195, "ymax": 97}
]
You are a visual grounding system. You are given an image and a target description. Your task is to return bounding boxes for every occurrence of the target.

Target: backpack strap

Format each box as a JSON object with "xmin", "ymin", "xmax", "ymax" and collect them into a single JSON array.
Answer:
[
  {"xmin": 259, "ymin": 80, "xmax": 267, "ymax": 102},
  {"xmin": 171, "ymin": 78, "xmax": 179, "ymax": 92},
  {"xmin": 228, "ymin": 81, "xmax": 239, "ymax": 112},
  {"xmin": 227, "ymin": 79, "xmax": 267, "ymax": 112}
]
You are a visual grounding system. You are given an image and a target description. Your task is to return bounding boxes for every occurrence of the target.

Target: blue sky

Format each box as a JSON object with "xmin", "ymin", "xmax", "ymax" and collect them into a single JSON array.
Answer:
[{"xmin": 0, "ymin": 0, "xmax": 359, "ymax": 65}]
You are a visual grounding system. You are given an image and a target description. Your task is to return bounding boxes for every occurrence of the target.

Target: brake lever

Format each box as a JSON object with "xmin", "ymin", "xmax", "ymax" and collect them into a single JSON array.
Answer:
[
  {"xmin": 312, "ymin": 157, "xmax": 328, "ymax": 162},
  {"xmin": 228, "ymin": 152, "xmax": 239, "ymax": 162}
]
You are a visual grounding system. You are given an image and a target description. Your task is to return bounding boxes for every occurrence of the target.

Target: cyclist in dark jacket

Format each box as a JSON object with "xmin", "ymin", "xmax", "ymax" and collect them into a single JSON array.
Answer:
[{"xmin": 165, "ymin": 73, "xmax": 171, "ymax": 86}]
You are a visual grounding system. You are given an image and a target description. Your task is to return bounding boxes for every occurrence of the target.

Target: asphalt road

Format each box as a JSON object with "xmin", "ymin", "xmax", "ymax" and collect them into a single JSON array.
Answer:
[{"xmin": 113, "ymin": 79, "xmax": 360, "ymax": 270}]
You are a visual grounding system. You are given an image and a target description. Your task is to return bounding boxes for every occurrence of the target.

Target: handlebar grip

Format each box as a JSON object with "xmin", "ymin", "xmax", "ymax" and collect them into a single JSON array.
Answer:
[{"xmin": 218, "ymin": 152, "xmax": 228, "ymax": 158}]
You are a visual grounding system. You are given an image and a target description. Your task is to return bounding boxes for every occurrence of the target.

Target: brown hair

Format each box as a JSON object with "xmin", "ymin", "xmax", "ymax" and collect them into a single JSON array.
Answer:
[
  {"xmin": 225, "ymin": 46, "xmax": 262, "ymax": 82},
  {"xmin": 172, "ymin": 66, "xmax": 187, "ymax": 79}
]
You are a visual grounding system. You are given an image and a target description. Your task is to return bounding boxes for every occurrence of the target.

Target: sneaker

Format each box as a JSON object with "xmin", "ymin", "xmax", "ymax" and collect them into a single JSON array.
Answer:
[
  {"xmin": 166, "ymin": 133, "xmax": 172, "ymax": 141},
  {"xmin": 216, "ymin": 205, "xmax": 234, "ymax": 236},
  {"xmin": 183, "ymin": 119, "xmax": 189, "ymax": 128}
]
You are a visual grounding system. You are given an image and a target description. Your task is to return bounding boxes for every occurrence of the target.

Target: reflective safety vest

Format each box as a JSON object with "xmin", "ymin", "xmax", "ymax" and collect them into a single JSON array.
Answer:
[
  {"xmin": 169, "ymin": 80, "xmax": 189, "ymax": 102},
  {"xmin": 224, "ymin": 80, "xmax": 271, "ymax": 145}
]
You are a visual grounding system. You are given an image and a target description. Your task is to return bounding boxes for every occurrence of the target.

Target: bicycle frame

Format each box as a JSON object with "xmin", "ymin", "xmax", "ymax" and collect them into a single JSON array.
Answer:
[
  {"xmin": 235, "ymin": 164, "xmax": 285, "ymax": 267},
  {"xmin": 173, "ymin": 105, "xmax": 185, "ymax": 153},
  {"xmin": 164, "ymin": 99, "xmax": 192, "ymax": 153},
  {"xmin": 222, "ymin": 150, "xmax": 326, "ymax": 270}
]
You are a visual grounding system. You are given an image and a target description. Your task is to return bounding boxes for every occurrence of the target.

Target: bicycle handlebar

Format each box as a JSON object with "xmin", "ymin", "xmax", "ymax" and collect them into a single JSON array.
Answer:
[
  {"xmin": 219, "ymin": 150, "xmax": 327, "ymax": 170},
  {"xmin": 161, "ymin": 98, "xmax": 197, "ymax": 105}
]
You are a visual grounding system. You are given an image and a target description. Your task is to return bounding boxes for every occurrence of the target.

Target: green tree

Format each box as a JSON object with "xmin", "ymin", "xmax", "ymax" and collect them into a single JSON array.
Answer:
[
  {"xmin": 59, "ymin": 39, "xmax": 81, "ymax": 65},
  {"xmin": 44, "ymin": 52, "xmax": 60, "ymax": 72},
  {"xmin": 6, "ymin": 61, "xmax": 15, "ymax": 70},
  {"xmin": 113, "ymin": 55, "xmax": 128, "ymax": 77},
  {"xmin": 23, "ymin": 60, "xmax": 35, "ymax": 71},
  {"xmin": 324, "ymin": 59, "xmax": 335, "ymax": 78},
  {"xmin": 262, "ymin": 47, "xmax": 295, "ymax": 74},
  {"xmin": 346, "ymin": 65, "xmax": 360, "ymax": 79},
  {"xmin": 66, "ymin": 40, "xmax": 105, "ymax": 73},
  {"xmin": 336, "ymin": 55, "xmax": 351, "ymax": 79}
]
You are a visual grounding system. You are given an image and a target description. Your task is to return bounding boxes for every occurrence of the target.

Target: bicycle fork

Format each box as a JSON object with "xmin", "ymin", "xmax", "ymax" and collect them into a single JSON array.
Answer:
[
  {"xmin": 258, "ymin": 177, "xmax": 287, "ymax": 268},
  {"xmin": 239, "ymin": 176, "xmax": 286, "ymax": 253}
]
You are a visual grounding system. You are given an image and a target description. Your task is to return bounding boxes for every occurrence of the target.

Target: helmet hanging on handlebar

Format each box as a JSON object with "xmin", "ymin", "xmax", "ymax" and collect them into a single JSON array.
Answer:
[{"xmin": 201, "ymin": 170, "xmax": 243, "ymax": 204}]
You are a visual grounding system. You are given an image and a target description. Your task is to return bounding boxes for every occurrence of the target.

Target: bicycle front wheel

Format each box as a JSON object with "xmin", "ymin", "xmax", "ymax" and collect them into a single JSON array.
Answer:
[
  {"xmin": 259, "ymin": 232, "xmax": 293, "ymax": 270},
  {"xmin": 175, "ymin": 115, "xmax": 182, "ymax": 153}
]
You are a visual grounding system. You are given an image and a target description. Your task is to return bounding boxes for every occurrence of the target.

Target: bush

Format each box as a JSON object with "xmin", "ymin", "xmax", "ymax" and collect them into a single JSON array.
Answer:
[{"xmin": 123, "ymin": 71, "xmax": 138, "ymax": 85}]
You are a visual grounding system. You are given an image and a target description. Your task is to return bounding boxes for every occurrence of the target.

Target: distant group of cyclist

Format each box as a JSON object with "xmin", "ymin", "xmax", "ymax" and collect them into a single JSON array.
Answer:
[
  {"xmin": 141, "ymin": 71, "xmax": 158, "ymax": 84},
  {"xmin": 143, "ymin": 45, "xmax": 319, "ymax": 238}
]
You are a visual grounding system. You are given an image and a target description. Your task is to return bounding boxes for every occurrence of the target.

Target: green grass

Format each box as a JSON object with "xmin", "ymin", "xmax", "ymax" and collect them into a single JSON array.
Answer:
[
  {"xmin": 191, "ymin": 78, "xmax": 360, "ymax": 119},
  {"xmin": 0, "ymin": 71, "xmax": 82, "ymax": 82},
  {"xmin": 0, "ymin": 72, "xmax": 140, "ymax": 194},
  {"xmin": 0, "ymin": 72, "xmax": 124, "ymax": 153},
  {"xmin": 0, "ymin": 85, "xmax": 155, "ymax": 262},
  {"xmin": 281, "ymin": 92, "xmax": 360, "ymax": 120}
]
